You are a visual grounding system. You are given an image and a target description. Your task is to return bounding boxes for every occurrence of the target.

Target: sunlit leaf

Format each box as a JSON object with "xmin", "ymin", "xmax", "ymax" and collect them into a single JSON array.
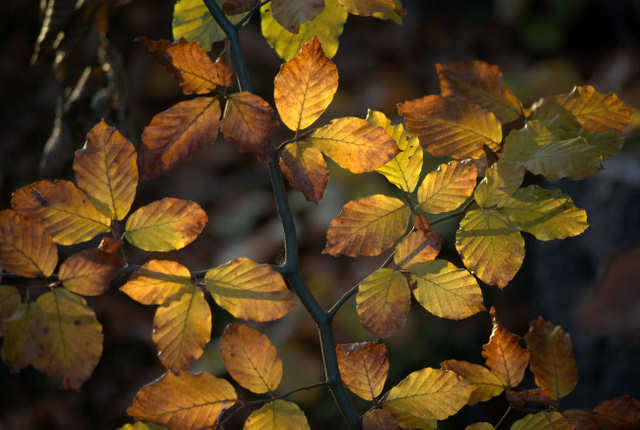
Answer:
[
  {"xmin": 474, "ymin": 161, "xmax": 525, "ymax": 208},
  {"xmin": 128, "ymin": 371, "xmax": 237, "ymax": 429},
  {"xmin": 385, "ymin": 409, "xmax": 436, "ymax": 430},
  {"xmin": 466, "ymin": 424, "xmax": 496, "ymax": 430},
  {"xmin": 356, "ymin": 268, "xmax": 410, "ymax": 338},
  {"xmin": 383, "ymin": 367, "xmax": 473, "ymax": 421},
  {"xmin": 73, "ymin": 120, "xmax": 138, "ymax": 220},
  {"xmin": 410, "ymin": 260, "xmax": 485, "ymax": 320},
  {"xmin": 279, "ymin": 141, "xmax": 329, "ymax": 203},
  {"xmin": 173, "ymin": 0, "xmax": 244, "ymax": 49},
  {"xmin": 221, "ymin": 92, "xmax": 278, "ymax": 156},
  {"xmin": 393, "ymin": 230, "xmax": 441, "ymax": 269},
  {"xmin": 220, "ymin": 323, "xmax": 282, "ymax": 393},
  {"xmin": 59, "ymin": 249, "xmax": 124, "ymax": 296},
  {"xmin": 440, "ymin": 360, "xmax": 504, "ymax": 405},
  {"xmin": 271, "ymin": 0, "xmax": 324, "ymax": 34},
  {"xmin": 398, "ymin": 95, "xmax": 502, "ymax": 159},
  {"xmin": 511, "ymin": 411, "xmax": 574, "ymax": 430},
  {"xmin": 1, "ymin": 302, "xmax": 45, "ymax": 371},
  {"xmin": 456, "ymin": 208, "xmax": 525, "ymax": 288},
  {"xmin": 338, "ymin": 0, "xmax": 395, "ymax": 16},
  {"xmin": 205, "ymin": 258, "xmax": 294, "ymax": 322},
  {"xmin": 261, "ymin": 0, "xmax": 348, "ymax": 61},
  {"xmin": 363, "ymin": 409, "xmax": 398, "ymax": 430},
  {"xmin": 274, "ymin": 36, "xmax": 338, "ymax": 132},
  {"xmin": 125, "ymin": 198, "xmax": 207, "ymax": 252},
  {"xmin": 309, "ymin": 116, "xmax": 399, "ymax": 174},
  {"xmin": 436, "ymin": 61, "xmax": 524, "ymax": 123},
  {"xmin": 482, "ymin": 308, "xmax": 529, "ymax": 388},
  {"xmin": 0, "ymin": 210, "xmax": 57, "ymax": 278},
  {"xmin": 337, "ymin": 342, "xmax": 388, "ymax": 400},
  {"xmin": 324, "ymin": 194, "xmax": 410, "ymax": 257},
  {"xmin": 120, "ymin": 260, "xmax": 192, "ymax": 305},
  {"xmin": 244, "ymin": 400, "xmax": 311, "ymax": 430},
  {"xmin": 417, "ymin": 160, "xmax": 477, "ymax": 214},
  {"xmin": 0, "ymin": 285, "xmax": 20, "ymax": 336},
  {"xmin": 11, "ymin": 180, "xmax": 111, "ymax": 246}
]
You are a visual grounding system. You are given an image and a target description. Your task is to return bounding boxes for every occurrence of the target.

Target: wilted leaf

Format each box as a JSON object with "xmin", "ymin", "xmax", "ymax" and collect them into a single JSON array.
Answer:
[
  {"xmin": 474, "ymin": 161, "xmax": 525, "ymax": 208},
  {"xmin": 120, "ymin": 260, "xmax": 192, "ymax": 305},
  {"xmin": 172, "ymin": 0, "xmax": 244, "ymax": 49},
  {"xmin": 556, "ymin": 85, "xmax": 634, "ymax": 133},
  {"xmin": 511, "ymin": 411, "xmax": 574, "ymax": 430},
  {"xmin": 482, "ymin": 308, "xmax": 529, "ymax": 388},
  {"xmin": 279, "ymin": 141, "xmax": 329, "ymax": 203},
  {"xmin": 338, "ymin": 0, "xmax": 396, "ymax": 16},
  {"xmin": 244, "ymin": 400, "xmax": 311, "ymax": 430},
  {"xmin": 0, "ymin": 285, "xmax": 20, "ymax": 336},
  {"xmin": 398, "ymin": 95, "xmax": 502, "ymax": 159},
  {"xmin": 1, "ymin": 302, "xmax": 45, "ymax": 371},
  {"xmin": 356, "ymin": 268, "xmax": 410, "ymax": 338},
  {"xmin": 127, "ymin": 371, "xmax": 237, "ymax": 429},
  {"xmin": 271, "ymin": 0, "xmax": 324, "ymax": 35},
  {"xmin": 410, "ymin": 260, "xmax": 485, "ymax": 320},
  {"xmin": 0, "ymin": 210, "xmax": 57, "ymax": 278},
  {"xmin": 506, "ymin": 387, "xmax": 557, "ymax": 409},
  {"xmin": 324, "ymin": 194, "xmax": 410, "ymax": 257},
  {"xmin": 125, "ymin": 198, "xmax": 207, "ymax": 252},
  {"xmin": 336, "ymin": 342, "xmax": 388, "ymax": 400},
  {"xmin": 274, "ymin": 36, "xmax": 338, "ymax": 132},
  {"xmin": 11, "ymin": 180, "xmax": 111, "ymax": 245},
  {"xmin": 436, "ymin": 61, "xmax": 523, "ymax": 123},
  {"xmin": 73, "ymin": 120, "xmax": 138, "ymax": 220},
  {"xmin": 417, "ymin": 160, "xmax": 477, "ymax": 214},
  {"xmin": 220, "ymin": 323, "xmax": 282, "ymax": 393},
  {"xmin": 440, "ymin": 360, "xmax": 503, "ymax": 405},
  {"xmin": 383, "ymin": 367, "xmax": 473, "ymax": 421},
  {"xmin": 221, "ymin": 92, "xmax": 278, "ymax": 156},
  {"xmin": 466, "ymin": 424, "xmax": 495, "ymax": 430},
  {"xmin": 261, "ymin": 0, "xmax": 348, "ymax": 61},
  {"xmin": 59, "ymin": 249, "xmax": 124, "ymax": 296},
  {"xmin": 363, "ymin": 409, "xmax": 398, "ymax": 430},
  {"xmin": 309, "ymin": 116, "xmax": 398, "ymax": 174},
  {"xmin": 205, "ymin": 258, "xmax": 294, "ymax": 322},
  {"xmin": 393, "ymin": 230, "xmax": 441, "ymax": 269}
]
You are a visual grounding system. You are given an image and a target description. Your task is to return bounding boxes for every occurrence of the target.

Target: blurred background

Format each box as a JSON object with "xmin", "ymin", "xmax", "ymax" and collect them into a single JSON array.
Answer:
[{"xmin": 1, "ymin": 0, "xmax": 639, "ymax": 429}]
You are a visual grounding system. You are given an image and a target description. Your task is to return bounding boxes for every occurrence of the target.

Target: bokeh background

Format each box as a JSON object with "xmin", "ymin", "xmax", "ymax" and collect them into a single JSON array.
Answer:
[{"xmin": 1, "ymin": 0, "xmax": 640, "ymax": 429}]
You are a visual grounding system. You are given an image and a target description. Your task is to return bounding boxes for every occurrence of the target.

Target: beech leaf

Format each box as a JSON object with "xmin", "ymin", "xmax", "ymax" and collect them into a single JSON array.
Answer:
[
  {"xmin": 0, "ymin": 285, "xmax": 21, "ymax": 336},
  {"xmin": 1, "ymin": 301, "xmax": 45, "ymax": 372},
  {"xmin": 244, "ymin": 400, "xmax": 311, "ymax": 430},
  {"xmin": 59, "ymin": 248, "xmax": 124, "ymax": 296},
  {"xmin": 172, "ymin": 0, "xmax": 245, "ymax": 49},
  {"xmin": 466, "ymin": 424, "xmax": 495, "ymax": 430},
  {"xmin": 363, "ymin": 409, "xmax": 398, "ymax": 430},
  {"xmin": 482, "ymin": 308, "xmax": 529, "ymax": 388},
  {"xmin": 393, "ymin": 230, "xmax": 442, "ymax": 269},
  {"xmin": 120, "ymin": 260, "xmax": 192, "ymax": 305},
  {"xmin": 474, "ymin": 161, "xmax": 525, "ymax": 208},
  {"xmin": 279, "ymin": 141, "xmax": 329, "ymax": 203},
  {"xmin": 510, "ymin": 411, "xmax": 574, "ymax": 430},
  {"xmin": 221, "ymin": 92, "xmax": 278, "ymax": 156},
  {"xmin": 222, "ymin": 0, "xmax": 257, "ymax": 14},
  {"xmin": 336, "ymin": 342, "xmax": 389, "ymax": 400},
  {"xmin": 417, "ymin": 160, "xmax": 477, "ymax": 214},
  {"xmin": 338, "ymin": 0, "xmax": 396, "ymax": 16},
  {"xmin": 440, "ymin": 360, "xmax": 504, "ymax": 405}
]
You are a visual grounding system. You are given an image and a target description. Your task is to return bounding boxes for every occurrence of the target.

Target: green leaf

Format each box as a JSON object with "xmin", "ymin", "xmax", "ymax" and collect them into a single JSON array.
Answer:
[
  {"xmin": 173, "ymin": 0, "xmax": 245, "ymax": 49},
  {"xmin": 474, "ymin": 161, "xmax": 525, "ymax": 208},
  {"xmin": 1, "ymin": 301, "xmax": 45, "ymax": 372},
  {"xmin": 0, "ymin": 285, "xmax": 21, "ymax": 337}
]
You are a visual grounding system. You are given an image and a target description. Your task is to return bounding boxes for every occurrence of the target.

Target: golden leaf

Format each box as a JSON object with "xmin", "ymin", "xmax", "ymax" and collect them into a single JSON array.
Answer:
[
  {"xmin": 440, "ymin": 360, "xmax": 504, "ymax": 405},
  {"xmin": 465, "ymin": 423, "xmax": 495, "ymax": 430},
  {"xmin": 556, "ymin": 85, "xmax": 634, "ymax": 133},
  {"xmin": 417, "ymin": 160, "xmax": 477, "ymax": 214},
  {"xmin": 120, "ymin": 260, "xmax": 192, "ymax": 305},
  {"xmin": 482, "ymin": 308, "xmax": 529, "ymax": 388},
  {"xmin": 221, "ymin": 92, "xmax": 278, "ymax": 156},
  {"xmin": 244, "ymin": 400, "xmax": 311, "ymax": 430},
  {"xmin": 279, "ymin": 141, "xmax": 329, "ymax": 203},
  {"xmin": 393, "ymin": 230, "xmax": 442, "ymax": 269},
  {"xmin": 336, "ymin": 342, "xmax": 388, "ymax": 400},
  {"xmin": 59, "ymin": 248, "xmax": 124, "ymax": 296},
  {"xmin": 511, "ymin": 411, "xmax": 574, "ymax": 430}
]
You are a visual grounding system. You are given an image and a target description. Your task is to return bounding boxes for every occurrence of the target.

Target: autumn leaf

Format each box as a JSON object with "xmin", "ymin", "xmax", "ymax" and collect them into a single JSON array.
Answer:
[
  {"xmin": 221, "ymin": 92, "xmax": 278, "ymax": 156},
  {"xmin": 0, "ymin": 285, "xmax": 21, "ymax": 336},
  {"xmin": 1, "ymin": 302, "xmax": 45, "ymax": 372},
  {"xmin": 529, "ymin": 98, "xmax": 582, "ymax": 130},
  {"xmin": 120, "ymin": 260, "xmax": 192, "ymax": 305},
  {"xmin": 593, "ymin": 396, "xmax": 640, "ymax": 426},
  {"xmin": 336, "ymin": 342, "xmax": 388, "ymax": 400},
  {"xmin": 324, "ymin": 194, "xmax": 410, "ymax": 257},
  {"xmin": 363, "ymin": 409, "xmax": 398, "ymax": 430},
  {"xmin": 356, "ymin": 268, "xmax": 411, "ymax": 338},
  {"xmin": 244, "ymin": 400, "xmax": 311, "ymax": 430},
  {"xmin": 466, "ymin": 424, "xmax": 495, "ymax": 430},
  {"xmin": 393, "ymin": 230, "xmax": 442, "ymax": 269},
  {"xmin": 440, "ymin": 360, "xmax": 503, "ymax": 405},
  {"xmin": 271, "ymin": 0, "xmax": 324, "ymax": 34},
  {"xmin": 384, "ymin": 410, "xmax": 436, "ymax": 430},
  {"xmin": 125, "ymin": 198, "xmax": 207, "ymax": 252},
  {"xmin": 222, "ymin": 0, "xmax": 257, "ymax": 14},
  {"xmin": 511, "ymin": 411, "xmax": 574, "ymax": 430},
  {"xmin": 173, "ymin": 0, "xmax": 245, "ymax": 49},
  {"xmin": 204, "ymin": 258, "xmax": 294, "ymax": 322},
  {"xmin": 279, "ymin": 141, "xmax": 329, "ymax": 203},
  {"xmin": 564, "ymin": 395, "xmax": 640, "ymax": 430},
  {"xmin": 398, "ymin": 95, "xmax": 502, "ymax": 159},
  {"xmin": 338, "ymin": 0, "xmax": 396, "ymax": 16},
  {"xmin": 482, "ymin": 308, "xmax": 529, "ymax": 388},
  {"xmin": 474, "ymin": 161, "xmax": 524, "ymax": 208},
  {"xmin": 128, "ymin": 371, "xmax": 237, "ymax": 430},
  {"xmin": 58, "ymin": 248, "xmax": 124, "ymax": 296},
  {"xmin": 116, "ymin": 423, "xmax": 162, "ymax": 430},
  {"xmin": 417, "ymin": 160, "xmax": 477, "ymax": 214}
]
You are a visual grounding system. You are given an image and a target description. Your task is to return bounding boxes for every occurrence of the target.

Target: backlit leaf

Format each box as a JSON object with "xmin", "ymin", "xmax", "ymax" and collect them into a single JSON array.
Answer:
[
  {"xmin": 410, "ymin": 260, "xmax": 485, "ymax": 320},
  {"xmin": 125, "ymin": 198, "xmax": 207, "ymax": 252},
  {"xmin": 466, "ymin": 424, "xmax": 496, "ymax": 430},
  {"xmin": 33, "ymin": 288, "xmax": 103, "ymax": 390},
  {"xmin": 141, "ymin": 97, "xmax": 221, "ymax": 180},
  {"xmin": 440, "ymin": 360, "xmax": 504, "ymax": 405},
  {"xmin": 309, "ymin": 116, "xmax": 399, "ymax": 174},
  {"xmin": 221, "ymin": 92, "xmax": 278, "ymax": 156},
  {"xmin": 393, "ymin": 230, "xmax": 442, "ymax": 269},
  {"xmin": 11, "ymin": 180, "xmax": 111, "ymax": 245},
  {"xmin": 474, "ymin": 161, "xmax": 525, "ymax": 208},
  {"xmin": 128, "ymin": 371, "xmax": 237, "ymax": 429},
  {"xmin": 524, "ymin": 317, "xmax": 578, "ymax": 399},
  {"xmin": 116, "ymin": 423, "xmax": 164, "ymax": 430},
  {"xmin": 274, "ymin": 36, "xmax": 338, "ymax": 132},
  {"xmin": 482, "ymin": 308, "xmax": 529, "ymax": 388},
  {"xmin": 271, "ymin": 0, "xmax": 324, "ymax": 34},
  {"xmin": 0, "ymin": 285, "xmax": 20, "ymax": 336},
  {"xmin": 556, "ymin": 85, "xmax": 634, "ymax": 133},
  {"xmin": 1, "ymin": 302, "xmax": 45, "ymax": 371},
  {"xmin": 244, "ymin": 400, "xmax": 310, "ymax": 430},
  {"xmin": 120, "ymin": 260, "xmax": 192, "ymax": 305},
  {"xmin": 0, "ymin": 210, "xmax": 57, "ymax": 278},
  {"xmin": 173, "ymin": 0, "xmax": 244, "ymax": 49},
  {"xmin": 529, "ymin": 98, "xmax": 581, "ymax": 130},
  {"xmin": 456, "ymin": 208, "xmax": 525, "ymax": 288},
  {"xmin": 279, "ymin": 141, "xmax": 329, "ymax": 203},
  {"xmin": 511, "ymin": 411, "xmax": 574, "ymax": 430},
  {"xmin": 398, "ymin": 95, "xmax": 502, "ymax": 159},
  {"xmin": 356, "ymin": 268, "xmax": 410, "ymax": 338},
  {"xmin": 363, "ymin": 409, "xmax": 398, "ymax": 430},
  {"xmin": 383, "ymin": 367, "xmax": 473, "ymax": 421},
  {"xmin": 73, "ymin": 120, "xmax": 138, "ymax": 220},
  {"xmin": 417, "ymin": 160, "xmax": 477, "ymax": 214},
  {"xmin": 337, "ymin": 342, "xmax": 388, "ymax": 400},
  {"xmin": 338, "ymin": 0, "xmax": 396, "ymax": 16},
  {"xmin": 436, "ymin": 61, "xmax": 523, "ymax": 123},
  {"xmin": 385, "ymin": 410, "xmax": 436, "ymax": 430},
  {"xmin": 324, "ymin": 194, "xmax": 410, "ymax": 257},
  {"xmin": 59, "ymin": 248, "xmax": 124, "ymax": 296},
  {"xmin": 260, "ymin": 0, "xmax": 348, "ymax": 61},
  {"xmin": 205, "ymin": 258, "xmax": 294, "ymax": 322}
]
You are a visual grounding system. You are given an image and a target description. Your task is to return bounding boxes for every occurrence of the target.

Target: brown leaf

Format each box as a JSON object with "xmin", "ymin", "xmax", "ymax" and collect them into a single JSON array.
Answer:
[
  {"xmin": 221, "ymin": 92, "xmax": 279, "ymax": 156},
  {"xmin": 279, "ymin": 141, "xmax": 329, "ymax": 203},
  {"xmin": 337, "ymin": 342, "xmax": 389, "ymax": 400},
  {"xmin": 506, "ymin": 388, "xmax": 558, "ymax": 409},
  {"xmin": 223, "ymin": 0, "xmax": 258, "ymax": 14},
  {"xmin": 271, "ymin": 0, "xmax": 324, "ymax": 33},
  {"xmin": 593, "ymin": 396, "xmax": 640, "ymax": 427},
  {"xmin": 440, "ymin": 360, "xmax": 503, "ymax": 405},
  {"xmin": 412, "ymin": 213, "xmax": 431, "ymax": 232},
  {"xmin": 59, "ymin": 249, "xmax": 124, "ymax": 296},
  {"xmin": 363, "ymin": 408, "xmax": 398, "ymax": 430}
]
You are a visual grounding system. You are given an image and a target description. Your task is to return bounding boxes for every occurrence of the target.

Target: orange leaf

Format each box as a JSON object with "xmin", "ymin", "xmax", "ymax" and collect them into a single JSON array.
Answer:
[
  {"xmin": 393, "ymin": 230, "xmax": 442, "ymax": 269},
  {"xmin": 271, "ymin": 0, "xmax": 324, "ymax": 33},
  {"xmin": 220, "ymin": 323, "xmax": 283, "ymax": 393},
  {"xmin": 363, "ymin": 409, "xmax": 398, "ymax": 430},
  {"xmin": 482, "ymin": 308, "xmax": 529, "ymax": 388},
  {"xmin": 338, "ymin": 0, "xmax": 396, "ymax": 16},
  {"xmin": 279, "ymin": 141, "xmax": 329, "ymax": 203},
  {"xmin": 140, "ymin": 97, "xmax": 221, "ymax": 180},
  {"xmin": 412, "ymin": 213, "xmax": 431, "ymax": 232},
  {"xmin": 274, "ymin": 36, "xmax": 338, "ymax": 132},
  {"xmin": 556, "ymin": 85, "xmax": 634, "ymax": 133},
  {"xmin": 417, "ymin": 160, "xmax": 477, "ymax": 214},
  {"xmin": 120, "ymin": 260, "xmax": 191, "ymax": 305},
  {"xmin": 441, "ymin": 359, "xmax": 503, "ymax": 405},
  {"xmin": 244, "ymin": 399, "xmax": 311, "ymax": 430},
  {"xmin": 59, "ymin": 249, "xmax": 124, "ymax": 296},
  {"xmin": 336, "ymin": 342, "xmax": 388, "ymax": 400},
  {"xmin": 221, "ymin": 91, "xmax": 279, "ymax": 156}
]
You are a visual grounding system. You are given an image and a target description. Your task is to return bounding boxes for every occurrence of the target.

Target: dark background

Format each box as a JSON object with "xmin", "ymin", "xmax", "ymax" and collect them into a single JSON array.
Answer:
[{"xmin": 1, "ymin": 0, "xmax": 640, "ymax": 429}]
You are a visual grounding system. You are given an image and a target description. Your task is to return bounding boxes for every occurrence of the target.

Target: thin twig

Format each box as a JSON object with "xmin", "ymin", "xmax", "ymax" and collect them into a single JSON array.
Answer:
[
  {"xmin": 495, "ymin": 405, "xmax": 512, "ymax": 430},
  {"xmin": 235, "ymin": 0, "xmax": 270, "ymax": 28},
  {"xmin": 244, "ymin": 381, "xmax": 328, "ymax": 404}
]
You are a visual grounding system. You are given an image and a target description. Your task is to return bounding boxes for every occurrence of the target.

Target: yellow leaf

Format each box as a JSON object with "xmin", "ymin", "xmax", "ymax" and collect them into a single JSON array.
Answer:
[
  {"xmin": 393, "ymin": 230, "xmax": 442, "ymax": 269},
  {"xmin": 482, "ymin": 308, "xmax": 529, "ymax": 388},
  {"xmin": 116, "ymin": 422, "xmax": 161, "ymax": 430},
  {"xmin": 1, "ymin": 302, "xmax": 45, "ymax": 372},
  {"xmin": 33, "ymin": 289, "xmax": 103, "ymax": 390},
  {"xmin": 383, "ymin": 367, "xmax": 473, "ymax": 421},
  {"xmin": 73, "ymin": 120, "xmax": 138, "ymax": 220},
  {"xmin": 0, "ymin": 285, "xmax": 21, "ymax": 336},
  {"xmin": 398, "ymin": 95, "xmax": 502, "ymax": 159},
  {"xmin": 274, "ymin": 36, "xmax": 338, "ymax": 132},
  {"xmin": 324, "ymin": 194, "xmax": 410, "ymax": 257},
  {"xmin": 141, "ymin": 97, "xmax": 221, "ymax": 181},
  {"xmin": 205, "ymin": 258, "xmax": 294, "ymax": 322},
  {"xmin": 474, "ymin": 161, "xmax": 524, "ymax": 208},
  {"xmin": 279, "ymin": 141, "xmax": 329, "ymax": 203},
  {"xmin": 120, "ymin": 260, "xmax": 192, "ymax": 305},
  {"xmin": 417, "ymin": 160, "xmax": 477, "ymax": 214},
  {"xmin": 456, "ymin": 208, "xmax": 525, "ymax": 289},
  {"xmin": 409, "ymin": 260, "xmax": 485, "ymax": 320},
  {"xmin": 59, "ymin": 248, "xmax": 124, "ymax": 296},
  {"xmin": 127, "ymin": 371, "xmax": 237, "ymax": 429},
  {"xmin": 11, "ymin": 180, "xmax": 111, "ymax": 246},
  {"xmin": 173, "ymin": 0, "xmax": 244, "ymax": 49},
  {"xmin": 125, "ymin": 198, "xmax": 208, "ymax": 252},
  {"xmin": 0, "ymin": 210, "xmax": 57, "ymax": 278},
  {"xmin": 511, "ymin": 411, "xmax": 574, "ymax": 430},
  {"xmin": 436, "ymin": 61, "xmax": 524, "ymax": 123},
  {"xmin": 336, "ymin": 342, "xmax": 388, "ymax": 400},
  {"xmin": 465, "ymin": 423, "xmax": 495, "ymax": 430},
  {"xmin": 244, "ymin": 400, "xmax": 311, "ymax": 430},
  {"xmin": 338, "ymin": 0, "xmax": 396, "ymax": 16},
  {"xmin": 363, "ymin": 409, "xmax": 398, "ymax": 430},
  {"xmin": 221, "ymin": 92, "xmax": 279, "ymax": 156},
  {"xmin": 271, "ymin": 0, "xmax": 323, "ymax": 34},
  {"xmin": 309, "ymin": 116, "xmax": 399, "ymax": 174},
  {"xmin": 261, "ymin": 0, "xmax": 348, "ymax": 61},
  {"xmin": 524, "ymin": 317, "xmax": 578, "ymax": 399},
  {"xmin": 440, "ymin": 360, "xmax": 504, "ymax": 405},
  {"xmin": 556, "ymin": 85, "xmax": 634, "ymax": 133},
  {"xmin": 385, "ymin": 409, "xmax": 436, "ymax": 430},
  {"xmin": 356, "ymin": 268, "xmax": 410, "ymax": 338}
]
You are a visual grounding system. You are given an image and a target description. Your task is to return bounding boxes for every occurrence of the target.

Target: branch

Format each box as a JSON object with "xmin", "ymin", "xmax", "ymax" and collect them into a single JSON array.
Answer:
[{"xmin": 245, "ymin": 381, "xmax": 328, "ymax": 404}]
